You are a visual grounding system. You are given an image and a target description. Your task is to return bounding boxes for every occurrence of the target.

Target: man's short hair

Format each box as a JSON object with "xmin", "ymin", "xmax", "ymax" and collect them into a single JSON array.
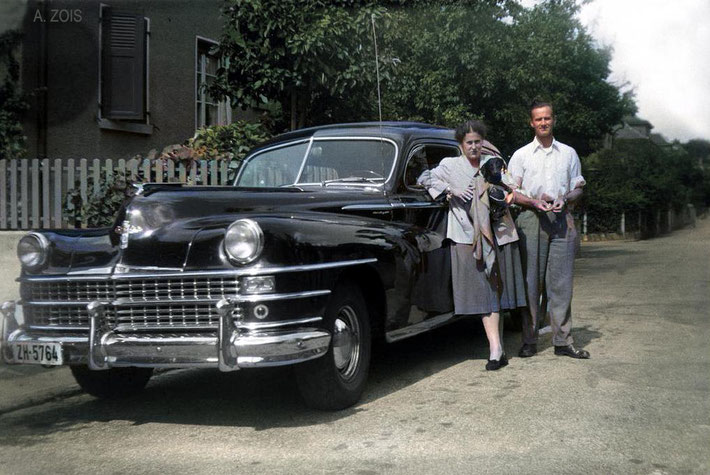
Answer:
[
  {"xmin": 455, "ymin": 120, "xmax": 487, "ymax": 143},
  {"xmin": 529, "ymin": 100, "xmax": 554, "ymax": 118}
]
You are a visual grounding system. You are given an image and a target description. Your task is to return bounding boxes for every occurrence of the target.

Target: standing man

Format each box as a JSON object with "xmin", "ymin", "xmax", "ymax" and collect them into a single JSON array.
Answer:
[{"xmin": 508, "ymin": 101, "xmax": 590, "ymax": 359}]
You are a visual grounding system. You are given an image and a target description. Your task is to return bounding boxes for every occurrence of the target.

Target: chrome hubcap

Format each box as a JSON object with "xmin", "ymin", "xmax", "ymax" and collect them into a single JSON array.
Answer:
[{"xmin": 332, "ymin": 305, "xmax": 360, "ymax": 381}]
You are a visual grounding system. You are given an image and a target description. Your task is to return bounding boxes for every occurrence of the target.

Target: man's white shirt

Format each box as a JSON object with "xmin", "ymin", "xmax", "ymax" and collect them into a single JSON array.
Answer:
[{"xmin": 508, "ymin": 137, "xmax": 586, "ymax": 200}]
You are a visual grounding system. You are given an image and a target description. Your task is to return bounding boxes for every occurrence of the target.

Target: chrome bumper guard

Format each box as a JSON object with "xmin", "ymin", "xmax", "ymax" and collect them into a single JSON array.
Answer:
[{"xmin": 1, "ymin": 299, "xmax": 331, "ymax": 370}]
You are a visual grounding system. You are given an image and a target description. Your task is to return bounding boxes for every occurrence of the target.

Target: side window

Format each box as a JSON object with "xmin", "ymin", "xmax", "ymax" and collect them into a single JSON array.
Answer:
[
  {"xmin": 99, "ymin": 5, "xmax": 151, "ymax": 133},
  {"xmin": 403, "ymin": 144, "xmax": 459, "ymax": 190}
]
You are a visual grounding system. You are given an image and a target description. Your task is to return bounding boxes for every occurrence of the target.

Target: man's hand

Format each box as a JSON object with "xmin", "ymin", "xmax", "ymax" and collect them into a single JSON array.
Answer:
[
  {"xmin": 449, "ymin": 187, "xmax": 475, "ymax": 201},
  {"xmin": 551, "ymin": 196, "xmax": 566, "ymax": 212},
  {"xmin": 532, "ymin": 199, "xmax": 552, "ymax": 212}
]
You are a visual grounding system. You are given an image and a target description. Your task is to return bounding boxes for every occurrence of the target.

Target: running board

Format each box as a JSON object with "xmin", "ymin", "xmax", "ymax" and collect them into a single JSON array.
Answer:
[{"xmin": 385, "ymin": 312, "xmax": 456, "ymax": 343}]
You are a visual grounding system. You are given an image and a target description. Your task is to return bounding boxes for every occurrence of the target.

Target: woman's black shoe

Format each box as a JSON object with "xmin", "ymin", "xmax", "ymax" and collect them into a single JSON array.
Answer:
[{"xmin": 485, "ymin": 354, "xmax": 509, "ymax": 371}]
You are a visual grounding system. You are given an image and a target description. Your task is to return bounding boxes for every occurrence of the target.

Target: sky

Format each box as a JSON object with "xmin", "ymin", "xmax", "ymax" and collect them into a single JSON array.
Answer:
[{"xmin": 522, "ymin": 0, "xmax": 710, "ymax": 143}]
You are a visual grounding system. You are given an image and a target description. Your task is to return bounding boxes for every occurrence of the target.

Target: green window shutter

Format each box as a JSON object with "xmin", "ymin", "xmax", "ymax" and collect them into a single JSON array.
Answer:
[{"xmin": 101, "ymin": 8, "xmax": 145, "ymax": 120}]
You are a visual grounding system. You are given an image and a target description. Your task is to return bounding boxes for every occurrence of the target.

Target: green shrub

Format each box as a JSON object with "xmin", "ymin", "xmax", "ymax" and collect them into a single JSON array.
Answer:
[
  {"xmin": 187, "ymin": 120, "xmax": 271, "ymax": 164},
  {"xmin": 65, "ymin": 173, "xmax": 135, "ymax": 228}
]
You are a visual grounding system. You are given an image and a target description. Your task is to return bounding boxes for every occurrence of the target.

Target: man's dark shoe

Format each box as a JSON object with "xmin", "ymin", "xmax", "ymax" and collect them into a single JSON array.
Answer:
[
  {"xmin": 485, "ymin": 354, "xmax": 509, "ymax": 371},
  {"xmin": 554, "ymin": 344, "xmax": 590, "ymax": 359},
  {"xmin": 518, "ymin": 343, "xmax": 537, "ymax": 358}
]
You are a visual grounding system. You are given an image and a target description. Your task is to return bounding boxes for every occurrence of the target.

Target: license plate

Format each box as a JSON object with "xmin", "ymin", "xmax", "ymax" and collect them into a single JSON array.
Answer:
[{"xmin": 12, "ymin": 342, "xmax": 63, "ymax": 365}]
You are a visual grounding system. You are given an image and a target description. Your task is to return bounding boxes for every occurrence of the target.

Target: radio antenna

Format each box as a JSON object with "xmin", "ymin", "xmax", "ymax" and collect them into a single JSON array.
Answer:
[
  {"xmin": 371, "ymin": 13, "xmax": 386, "ymax": 183},
  {"xmin": 371, "ymin": 14, "xmax": 383, "ymax": 124}
]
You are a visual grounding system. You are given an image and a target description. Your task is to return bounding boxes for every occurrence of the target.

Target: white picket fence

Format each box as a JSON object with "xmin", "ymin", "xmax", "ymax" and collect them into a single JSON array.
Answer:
[{"xmin": 0, "ymin": 158, "xmax": 231, "ymax": 230}]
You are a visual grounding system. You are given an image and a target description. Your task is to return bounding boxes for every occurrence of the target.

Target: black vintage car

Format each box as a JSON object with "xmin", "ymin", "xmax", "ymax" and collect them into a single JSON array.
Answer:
[{"xmin": 2, "ymin": 122, "xmax": 501, "ymax": 410}]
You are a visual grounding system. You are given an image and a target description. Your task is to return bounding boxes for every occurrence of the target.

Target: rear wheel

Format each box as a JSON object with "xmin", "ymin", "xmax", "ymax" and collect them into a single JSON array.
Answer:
[
  {"xmin": 295, "ymin": 282, "xmax": 371, "ymax": 410},
  {"xmin": 70, "ymin": 366, "xmax": 153, "ymax": 399}
]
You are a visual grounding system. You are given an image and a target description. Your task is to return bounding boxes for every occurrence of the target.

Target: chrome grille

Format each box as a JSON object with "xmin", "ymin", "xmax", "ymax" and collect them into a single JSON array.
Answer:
[
  {"xmin": 114, "ymin": 304, "xmax": 219, "ymax": 329},
  {"xmin": 25, "ymin": 280, "xmax": 113, "ymax": 302},
  {"xmin": 22, "ymin": 276, "xmax": 240, "ymax": 332},
  {"xmin": 114, "ymin": 277, "xmax": 239, "ymax": 302},
  {"xmin": 24, "ymin": 306, "xmax": 114, "ymax": 328}
]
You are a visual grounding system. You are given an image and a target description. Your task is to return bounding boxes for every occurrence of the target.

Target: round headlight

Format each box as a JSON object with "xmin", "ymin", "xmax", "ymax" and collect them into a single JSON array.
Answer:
[
  {"xmin": 224, "ymin": 219, "xmax": 264, "ymax": 265},
  {"xmin": 17, "ymin": 232, "xmax": 50, "ymax": 270}
]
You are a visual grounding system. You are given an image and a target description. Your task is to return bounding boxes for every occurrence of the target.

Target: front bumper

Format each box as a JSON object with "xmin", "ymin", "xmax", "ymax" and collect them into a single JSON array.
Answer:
[{"xmin": 1, "ymin": 300, "xmax": 331, "ymax": 370}]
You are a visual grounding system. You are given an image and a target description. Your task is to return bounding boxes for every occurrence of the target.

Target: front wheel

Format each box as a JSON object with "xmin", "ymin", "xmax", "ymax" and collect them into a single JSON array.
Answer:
[
  {"xmin": 295, "ymin": 282, "xmax": 371, "ymax": 410},
  {"xmin": 70, "ymin": 366, "xmax": 153, "ymax": 399}
]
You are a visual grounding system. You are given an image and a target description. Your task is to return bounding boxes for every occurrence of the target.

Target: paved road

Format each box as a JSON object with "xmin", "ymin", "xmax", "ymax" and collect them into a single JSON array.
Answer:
[{"xmin": 0, "ymin": 221, "xmax": 708, "ymax": 474}]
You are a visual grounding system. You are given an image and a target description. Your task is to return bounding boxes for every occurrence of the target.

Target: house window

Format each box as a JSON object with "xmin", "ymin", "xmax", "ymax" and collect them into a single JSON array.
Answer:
[
  {"xmin": 98, "ymin": 5, "xmax": 151, "ymax": 134},
  {"xmin": 196, "ymin": 37, "xmax": 231, "ymax": 129}
]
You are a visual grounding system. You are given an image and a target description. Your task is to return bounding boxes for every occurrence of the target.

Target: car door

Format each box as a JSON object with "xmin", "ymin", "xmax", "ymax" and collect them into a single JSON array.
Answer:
[{"xmin": 387, "ymin": 141, "xmax": 460, "ymax": 334}]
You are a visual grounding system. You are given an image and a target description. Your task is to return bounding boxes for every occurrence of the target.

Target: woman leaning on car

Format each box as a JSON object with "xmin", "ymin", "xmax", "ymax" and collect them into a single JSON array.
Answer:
[{"xmin": 417, "ymin": 120, "xmax": 545, "ymax": 370}]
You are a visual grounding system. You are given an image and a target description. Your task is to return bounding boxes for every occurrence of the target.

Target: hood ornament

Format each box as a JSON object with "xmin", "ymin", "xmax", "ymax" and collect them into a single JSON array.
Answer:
[{"xmin": 115, "ymin": 220, "xmax": 143, "ymax": 249}]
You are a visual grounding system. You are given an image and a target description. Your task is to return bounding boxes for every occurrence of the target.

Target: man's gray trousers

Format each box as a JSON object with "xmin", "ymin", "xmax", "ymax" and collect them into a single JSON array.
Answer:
[{"xmin": 516, "ymin": 209, "xmax": 578, "ymax": 346}]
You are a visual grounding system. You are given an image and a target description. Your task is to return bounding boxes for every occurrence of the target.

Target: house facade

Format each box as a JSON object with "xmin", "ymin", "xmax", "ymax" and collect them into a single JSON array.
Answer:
[{"xmin": 18, "ymin": 0, "xmax": 240, "ymax": 160}]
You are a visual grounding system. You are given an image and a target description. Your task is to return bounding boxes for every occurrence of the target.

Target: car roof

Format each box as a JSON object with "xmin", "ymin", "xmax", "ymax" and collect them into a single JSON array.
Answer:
[{"xmin": 254, "ymin": 122, "xmax": 456, "ymax": 150}]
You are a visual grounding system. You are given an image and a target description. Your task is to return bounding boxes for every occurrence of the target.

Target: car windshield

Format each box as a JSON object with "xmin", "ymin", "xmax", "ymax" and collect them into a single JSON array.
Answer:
[{"xmin": 235, "ymin": 138, "xmax": 397, "ymax": 188}]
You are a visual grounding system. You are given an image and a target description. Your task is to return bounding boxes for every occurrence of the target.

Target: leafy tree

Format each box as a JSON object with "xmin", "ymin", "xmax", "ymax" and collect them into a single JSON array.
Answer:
[
  {"xmin": 683, "ymin": 139, "xmax": 710, "ymax": 166},
  {"xmin": 211, "ymin": 0, "xmax": 633, "ymax": 155},
  {"xmin": 380, "ymin": 0, "xmax": 634, "ymax": 156},
  {"xmin": 501, "ymin": 0, "xmax": 635, "ymax": 156},
  {"xmin": 581, "ymin": 138, "xmax": 708, "ymax": 233},
  {"xmin": 0, "ymin": 30, "xmax": 29, "ymax": 160},
  {"xmin": 211, "ymin": 0, "xmax": 394, "ymax": 131}
]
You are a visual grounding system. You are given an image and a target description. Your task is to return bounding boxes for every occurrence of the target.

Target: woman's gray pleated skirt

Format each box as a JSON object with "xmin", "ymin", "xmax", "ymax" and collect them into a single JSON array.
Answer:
[{"xmin": 450, "ymin": 241, "xmax": 527, "ymax": 315}]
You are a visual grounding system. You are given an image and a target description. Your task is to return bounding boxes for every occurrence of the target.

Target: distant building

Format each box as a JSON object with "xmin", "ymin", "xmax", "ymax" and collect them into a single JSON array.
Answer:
[
  {"xmin": 604, "ymin": 115, "xmax": 672, "ymax": 150},
  {"xmin": 16, "ymin": 0, "xmax": 246, "ymax": 160}
]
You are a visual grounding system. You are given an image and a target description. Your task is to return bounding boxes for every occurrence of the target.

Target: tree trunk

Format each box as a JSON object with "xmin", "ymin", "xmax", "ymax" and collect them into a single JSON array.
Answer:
[
  {"xmin": 290, "ymin": 91, "xmax": 297, "ymax": 131},
  {"xmin": 297, "ymin": 92, "xmax": 307, "ymax": 129}
]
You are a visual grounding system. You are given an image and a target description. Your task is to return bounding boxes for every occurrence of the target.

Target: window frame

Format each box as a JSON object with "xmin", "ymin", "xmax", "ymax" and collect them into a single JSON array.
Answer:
[
  {"xmin": 234, "ymin": 137, "xmax": 400, "ymax": 188},
  {"xmin": 402, "ymin": 143, "xmax": 460, "ymax": 192},
  {"xmin": 195, "ymin": 36, "xmax": 231, "ymax": 130}
]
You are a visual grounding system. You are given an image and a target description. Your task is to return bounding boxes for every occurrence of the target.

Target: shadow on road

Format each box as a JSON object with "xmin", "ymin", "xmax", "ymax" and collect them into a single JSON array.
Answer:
[
  {"xmin": 577, "ymin": 247, "xmax": 642, "ymax": 259},
  {"xmin": 0, "ymin": 318, "xmax": 530, "ymax": 438}
]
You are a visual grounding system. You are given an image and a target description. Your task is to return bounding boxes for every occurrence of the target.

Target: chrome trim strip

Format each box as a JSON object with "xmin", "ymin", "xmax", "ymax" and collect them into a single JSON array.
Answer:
[
  {"xmin": 113, "ymin": 298, "xmax": 218, "ymax": 306},
  {"xmin": 114, "ymin": 323, "xmax": 216, "ymax": 332},
  {"xmin": 28, "ymin": 325, "xmax": 90, "ymax": 331},
  {"xmin": 293, "ymin": 136, "xmax": 314, "ymax": 184},
  {"xmin": 341, "ymin": 203, "xmax": 395, "ymax": 211},
  {"xmin": 26, "ymin": 319, "xmax": 324, "ymax": 333},
  {"xmin": 112, "ymin": 290, "xmax": 329, "ymax": 306},
  {"xmin": 385, "ymin": 311, "xmax": 456, "ymax": 343},
  {"xmin": 21, "ymin": 258, "xmax": 378, "ymax": 281},
  {"xmin": 341, "ymin": 202, "xmax": 441, "ymax": 211},
  {"xmin": 109, "ymin": 334, "xmax": 217, "ymax": 344},
  {"xmin": 115, "ymin": 265, "xmax": 184, "ymax": 273},
  {"xmin": 397, "ymin": 202, "xmax": 445, "ymax": 209},
  {"xmin": 237, "ymin": 316, "xmax": 322, "ymax": 330},
  {"xmin": 6, "ymin": 332, "xmax": 88, "ymax": 344},
  {"xmin": 238, "ymin": 289, "xmax": 330, "ymax": 303},
  {"xmin": 24, "ymin": 301, "xmax": 95, "ymax": 307},
  {"xmin": 67, "ymin": 266, "xmax": 113, "ymax": 275}
]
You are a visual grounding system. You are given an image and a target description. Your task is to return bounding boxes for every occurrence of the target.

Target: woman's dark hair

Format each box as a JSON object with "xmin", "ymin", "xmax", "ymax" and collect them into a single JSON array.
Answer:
[{"xmin": 455, "ymin": 120, "xmax": 487, "ymax": 143}]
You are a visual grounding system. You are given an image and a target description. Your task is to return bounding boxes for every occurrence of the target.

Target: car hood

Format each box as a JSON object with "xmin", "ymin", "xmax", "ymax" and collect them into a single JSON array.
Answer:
[{"xmin": 111, "ymin": 185, "xmax": 390, "ymax": 270}]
